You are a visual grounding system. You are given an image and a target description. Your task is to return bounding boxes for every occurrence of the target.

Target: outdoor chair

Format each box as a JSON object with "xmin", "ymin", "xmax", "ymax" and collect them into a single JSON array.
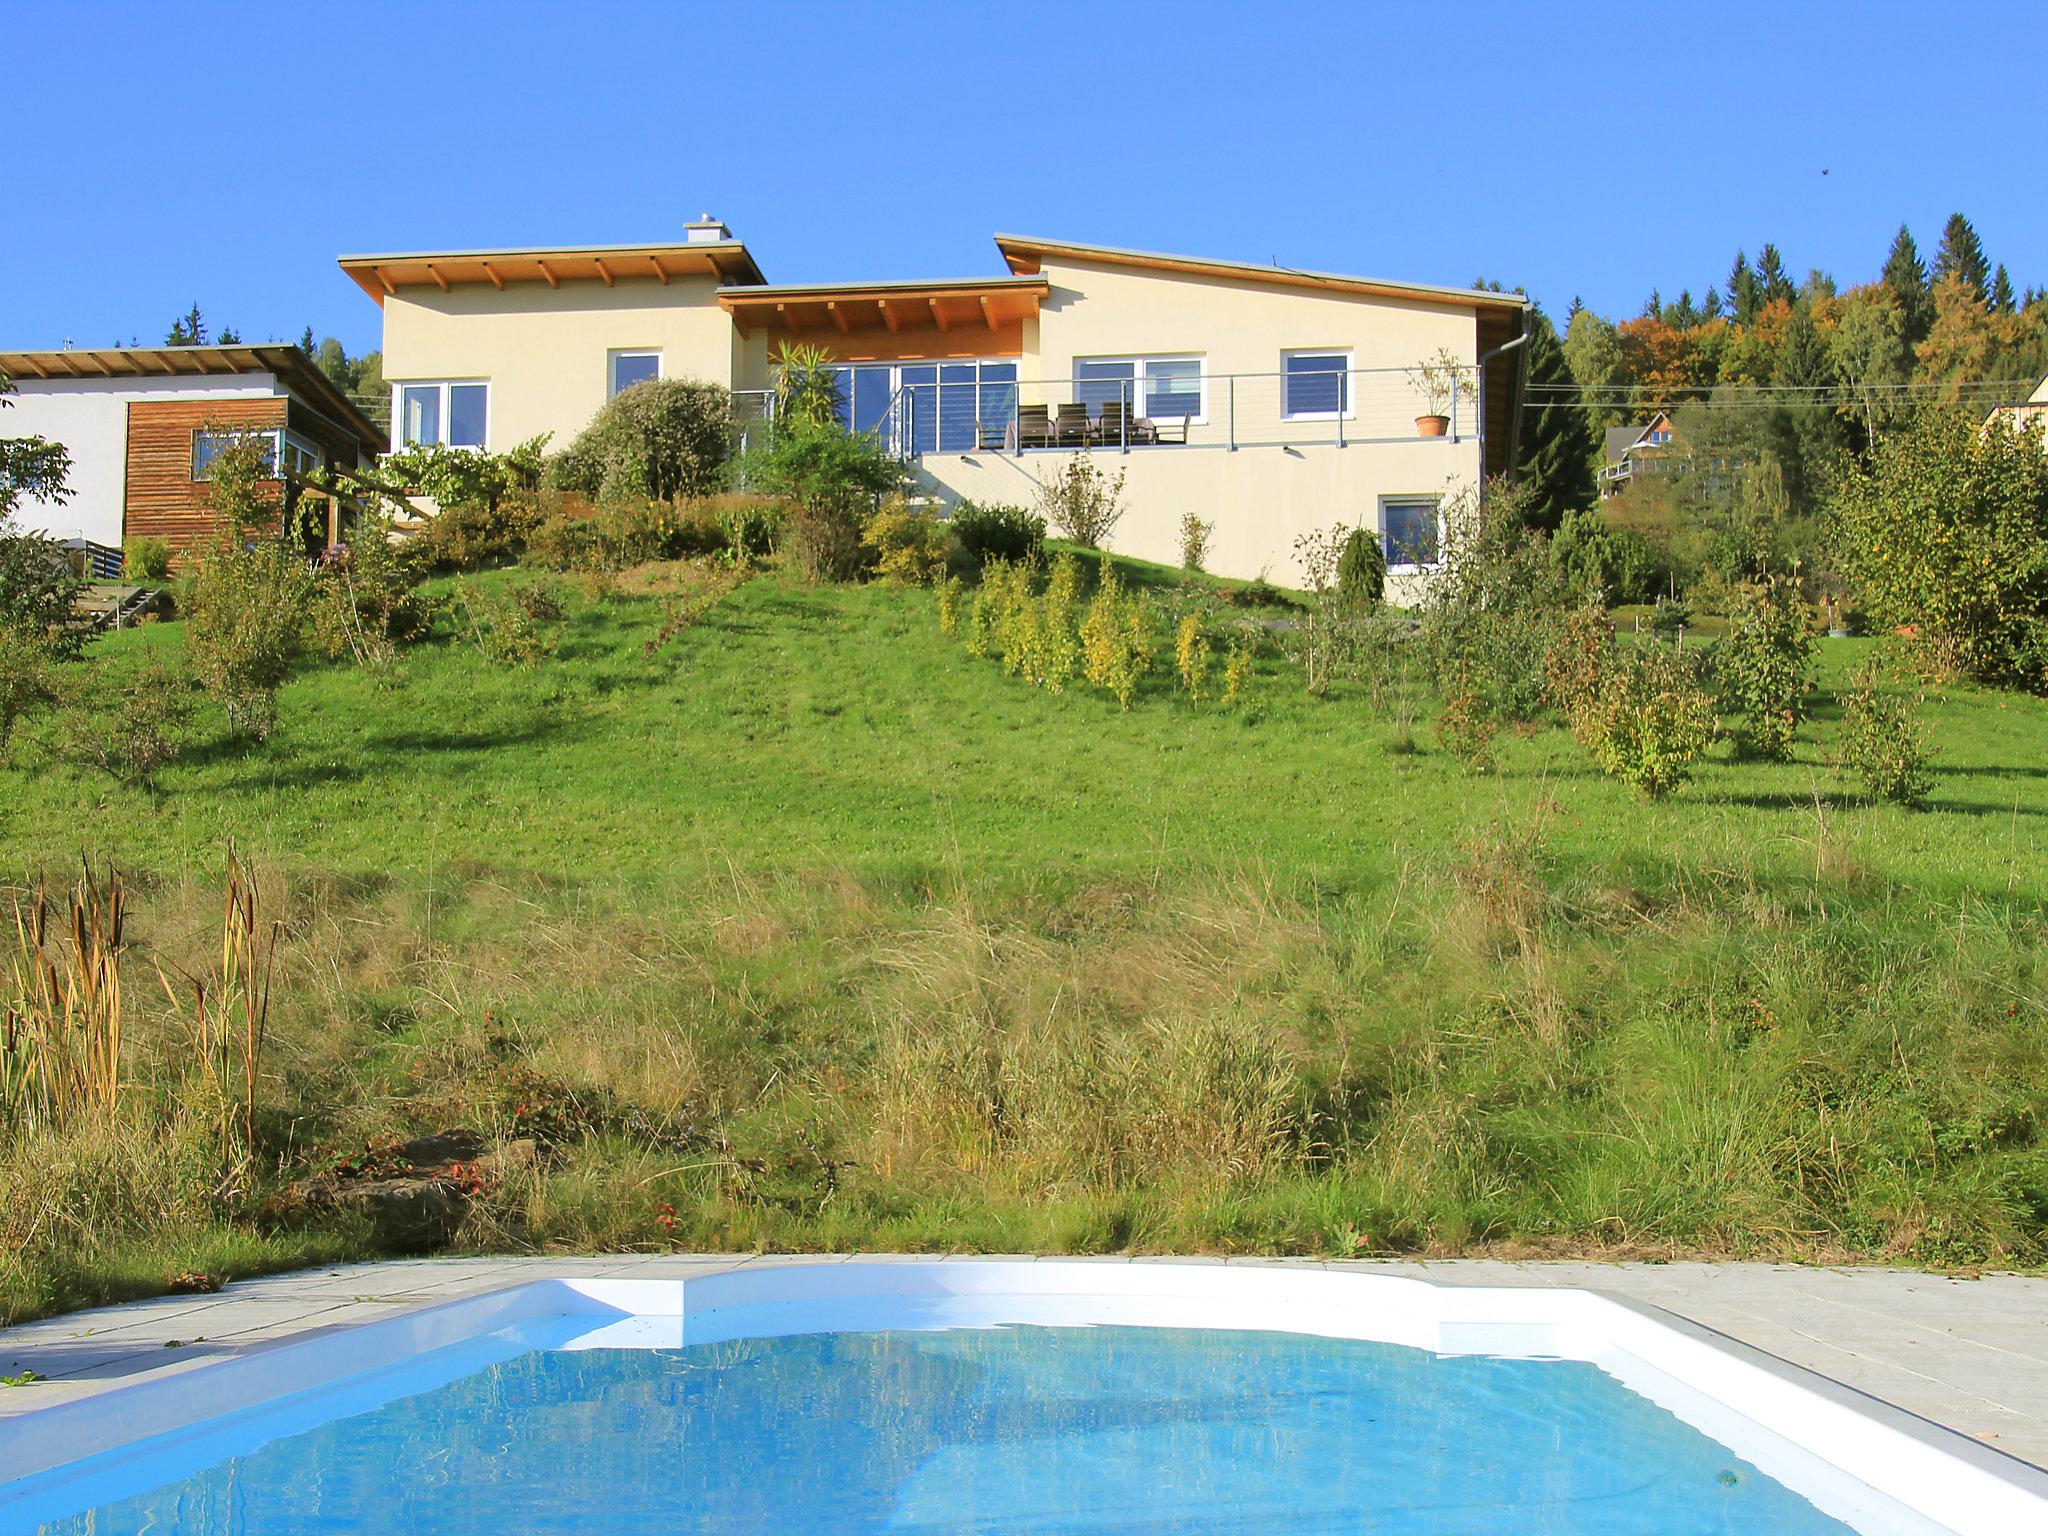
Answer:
[
  {"xmin": 1052, "ymin": 402, "xmax": 1092, "ymax": 447},
  {"xmin": 1018, "ymin": 405, "xmax": 1053, "ymax": 449},
  {"xmin": 1095, "ymin": 399, "xmax": 1135, "ymax": 446},
  {"xmin": 1146, "ymin": 414, "xmax": 1191, "ymax": 445}
]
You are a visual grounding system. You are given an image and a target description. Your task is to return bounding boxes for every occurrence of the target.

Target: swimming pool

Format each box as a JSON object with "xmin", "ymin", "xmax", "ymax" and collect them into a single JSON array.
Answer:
[{"xmin": 2, "ymin": 1262, "xmax": 2042, "ymax": 1534}]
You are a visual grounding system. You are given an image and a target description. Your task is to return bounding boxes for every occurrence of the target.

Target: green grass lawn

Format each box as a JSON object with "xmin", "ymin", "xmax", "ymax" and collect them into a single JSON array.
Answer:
[{"xmin": 4, "ymin": 556, "xmax": 2048, "ymax": 1323}]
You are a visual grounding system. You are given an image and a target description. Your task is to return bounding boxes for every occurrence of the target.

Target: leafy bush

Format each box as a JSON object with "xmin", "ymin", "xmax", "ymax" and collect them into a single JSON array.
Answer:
[
  {"xmin": 1649, "ymin": 595, "xmax": 1693, "ymax": 635},
  {"xmin": 1585, "ymin": 642, "xmax": 1716, "ymax": 798},
  {"xmin": 950, "ymin": 502, "xmax": 1044, "ymax": 567},
  {"xmin": 1080, "ymin": 555, "xmax": 1153, "ymax": 708},
  {"xmin": 1419, "ymin": 480, "xmax": 1576, "ymax": 723},
  {"xmin": 526, "ymin": 512, "xmax": 598, "ymax": 573},
  {"xmin": 1838, "ymin": 655, "xmax": 1933, "ymax": 807},
  {"xmin": 181, "ymin": 533, "xmax": 311, "ymax": 741},
  {"xmin": 123, "ymin": 536, "xmax": 171, "ymax": 583},
  {"xmin": 862, "ymin": 499, "xmax": 950, "ymax": 586},
  {"xmin": 411, "ymin": 491, "xmax": 546, "ymax": 572},
  {"xmin": 0, "ymin": 622, "xmax": 56, "ymax": 753},
  {"xmin": 1336, "ymin": 527, "xmax": 1385, "ymax": 610},
  {"xmin": 1832, "ymin": 406, "xmax": 2048, "ymax": 686},
  {"xmin": 382, "ymin": 437, "xmax": 547, "ymax": 517},
  {"xmin": 1549, "ymin": 505, "xmax": 1664, "ymax": 604},
  {"xmin": 1716, "ymin": 573, "xmax": 1815, "ymax": 760},
  {"xmin": 1542, "ymin": 603, "xmax": 1615, "ymax": 744},
  {"xmin": 707, "ymin": 495, "xmax": 782, "ymax": 564},
  {"xmin": 734, "ymin": 416, "xmax": 900, "ymax": 583},
  {"xmin": 459, "ymin": 580, "xmax": 565, "ymax": 668},
  {"xmin": 548, "ymin": 380, "xmax": 731, "ymax": 505},
  {"xmin": 311, "ymin": 516, "xmax": 431, "ymax": 675},
  {"xmin": 1036, "ymin": 454, "xmax": 1126, "ymax": 549},
  {"xmin": 1174, "ymin": 611, "xmax": 1211, "ymax": 705},
  {"xmin": 936, "ymin": 574, "xmax": 964, "ymax": 636},
  {"xmin": 55, "ymin": 651, "xmax": 194, "ymax": 791},
  {"xmin": 1222, "ymin": 634, "xmax": 1256, "ymax": 706},
  {"xmin": 1036, "ymin": 552, "xmax": 1082, "ymax": 693},
  {"xmin": 1180, "ymin": 512, "xmax": 1213, "ymax": 573},
  {"xmin": 1434, "ymin": 670, "xmax": 1497, "ymax": 771}
]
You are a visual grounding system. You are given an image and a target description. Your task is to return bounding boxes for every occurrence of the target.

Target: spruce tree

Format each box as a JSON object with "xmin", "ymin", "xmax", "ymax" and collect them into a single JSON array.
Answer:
[
  {"xmin": 1756, "ymin": 244, "xmax": 1795, "ymax": 306},
  {"xmin": 1931, "ymin": 213, "xmax": 1990, "ymax": 306},
  {"xmin": 1510, "ymin": 307, "xmax": 1599, "ymax": 533},
  {"xmin": 1774, "ymin": 305, "xmax": 1830, "ymax": 388},
  {"xmin": 1727, "ymin": 250, "xmax": 1760, "ymax": 324},
  {"xmin": 165, "ymin": 303, "xmax": 207, "ymax": 347},
  {"xmin": 1882, "ymin": 225, "xmax": 1932, "ymax": 344},
  {"xmin": 1991, "ymin": 264, "xmax": 2016, "ymax": 315}
]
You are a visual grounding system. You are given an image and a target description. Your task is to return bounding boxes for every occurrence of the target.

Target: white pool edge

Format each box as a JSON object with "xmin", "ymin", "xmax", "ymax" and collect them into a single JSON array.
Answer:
[{"xmin": 3, "ymin": 1260, "xmax": 2044, "ymax": 1535}]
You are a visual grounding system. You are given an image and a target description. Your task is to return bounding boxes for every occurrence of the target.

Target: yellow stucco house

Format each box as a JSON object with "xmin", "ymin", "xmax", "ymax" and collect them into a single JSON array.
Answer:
[
  {"xmin": 339, "ymin": 220, "xmax": 1527, "ymax": 586},
  {"xmin": 1984, "ymin": 371, "xmax": 2048, "ymax": 445}
]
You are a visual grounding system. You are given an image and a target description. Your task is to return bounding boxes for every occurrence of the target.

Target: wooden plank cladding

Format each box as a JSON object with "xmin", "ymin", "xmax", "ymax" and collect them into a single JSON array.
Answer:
[{"xmin": 124, "ymin": 397, "xmax": 286, "ymax": 556}]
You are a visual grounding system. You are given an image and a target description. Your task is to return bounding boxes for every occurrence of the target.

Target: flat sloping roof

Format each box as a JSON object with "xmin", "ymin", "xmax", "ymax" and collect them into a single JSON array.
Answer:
[
  {"xmin": 0, "ymin": 344, "xmax": 386, "ymax": 451},
  {"xmin": 994, "ymin": 233, "xmax": 1528, "ymax": 312},
  {"xmin": 338, "ymin": 240, "xmax": 767, "ymax": 303},
  {"xmin": 716, "ymin": 275, "xmax": 1047, "ymax": 345}
]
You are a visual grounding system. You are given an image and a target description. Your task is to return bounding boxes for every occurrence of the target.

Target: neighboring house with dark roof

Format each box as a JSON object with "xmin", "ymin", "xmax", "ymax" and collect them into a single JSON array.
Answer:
[
  {"xmin": 1598, "ymin": 412, "xmax": 1674, "ymax": 497},
  {"xmin": 340, "ymin": 219, "xmax": 1529, "ymax": 590},
  {"xmin": 0, "ymin": 345, "xmax": 387, "ymax": 569}
]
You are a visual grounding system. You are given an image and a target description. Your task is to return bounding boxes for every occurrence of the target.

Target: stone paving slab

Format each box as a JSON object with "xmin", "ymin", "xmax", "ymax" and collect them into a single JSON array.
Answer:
[{"xmin": 2, "ymin": 1257, "xmax": 2045, "ymax": 1472}]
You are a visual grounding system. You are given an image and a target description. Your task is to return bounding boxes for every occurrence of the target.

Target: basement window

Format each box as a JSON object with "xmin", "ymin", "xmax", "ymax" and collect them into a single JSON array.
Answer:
[{"xmin": 1382, "ymin": 496, "xmax": 1442, "ymax": 571}]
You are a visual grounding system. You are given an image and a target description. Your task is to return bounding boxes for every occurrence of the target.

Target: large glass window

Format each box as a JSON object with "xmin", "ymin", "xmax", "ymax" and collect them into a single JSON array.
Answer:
[
  {"xmin": 1383, "ymin": 497, "xmax": 1441, "ymax": 570},
  {"xmin": 397, "ymin": 381, "xmax": 488, "ymax": 448},
  {"xmin": 609, "ymin": 350, "xmax": 660, "ymax": 397},
  {"xmin": 191, "ymin": 428, "xmax": 280, "ymax": 480},
  {"xmin": 1074, "ymin": 356, "xmax": 1204, "ymax": 425},
  {"xmin": 1284, "ymin": 351, "xmax": 1351, "ymax": 419},
  {"xmin": 817, "ymin": 359, "xmax": 1018, "ymax": 452}
]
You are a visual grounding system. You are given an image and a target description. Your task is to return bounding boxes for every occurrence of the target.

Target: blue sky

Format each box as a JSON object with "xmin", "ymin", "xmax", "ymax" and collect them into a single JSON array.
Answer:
[{"xmin": 7, "ymin": 1, "xmax": 2044, "ymax": 357}]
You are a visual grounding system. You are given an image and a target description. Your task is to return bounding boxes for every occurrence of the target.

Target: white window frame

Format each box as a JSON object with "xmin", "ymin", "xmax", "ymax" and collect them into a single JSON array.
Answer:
[
  {"xmin": 191, "ymin": 427, "xmax": 283, "ymax": 482},
  {"xmin": 393, "ymin": 380, "xmax": 491, "ymax": 450},
  {"xmin": 1380, "ymin": 493, "xmax": 1444, "ymax": 574},
  {"xmin": 608, "ymin": 348, "xmax": 662, "ymax": 398},
  {"xmin": 1071, "ymin": 354, "xmax": 1207, "ymax": 427},
  {"xmin": 1281, "ymin": 348, "xmax": 1355, "ymax": 421}
]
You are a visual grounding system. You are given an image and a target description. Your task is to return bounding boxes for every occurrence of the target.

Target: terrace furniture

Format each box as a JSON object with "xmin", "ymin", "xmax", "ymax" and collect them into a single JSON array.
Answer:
[
  {"xmin": 976, "ymin": 418, "xmax": 1011, "ymax": 451},
  {"xmin": 1052, "ymin": 402, "xmax": 1090, "ymax": 447},
  {"xmin": 1018, "ymin": 405, "xmax": 1054, "ymax": 449},
  {"xmin": 1145, "ymin": 414, "xmax": 1192, "ymax": 445},
  {"xmin": 1096, "ymin": 399, "xmax": 1142, "ymax": 446}
]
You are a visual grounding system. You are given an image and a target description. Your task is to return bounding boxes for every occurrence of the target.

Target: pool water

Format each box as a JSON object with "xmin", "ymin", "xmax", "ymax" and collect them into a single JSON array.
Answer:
[{"xmin": 29, "ymin": 1324, "xmax": 1861, "ymax": 1535}]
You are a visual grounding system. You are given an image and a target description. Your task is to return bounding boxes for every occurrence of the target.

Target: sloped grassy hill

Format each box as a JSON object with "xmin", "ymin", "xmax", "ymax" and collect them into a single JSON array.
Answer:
[{"xmin": 4, "ymin": 558, "xmax": 2047, "ymax": 1322}]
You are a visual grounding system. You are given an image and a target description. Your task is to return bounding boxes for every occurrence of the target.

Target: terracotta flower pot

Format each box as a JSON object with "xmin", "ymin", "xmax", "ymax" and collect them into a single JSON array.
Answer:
[{"xmin": 1416, "ymin": 414, "xmax": 1449, "ymax": 438}]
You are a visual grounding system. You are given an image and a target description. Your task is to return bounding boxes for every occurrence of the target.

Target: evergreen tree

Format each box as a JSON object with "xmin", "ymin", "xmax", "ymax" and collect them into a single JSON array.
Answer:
[
  {"xmin": 1565, "ymin": 295, "xmax": 1584, "ymax": 324},
  {"xmin": 217, "ymin": 325, "xmax": 241, "ymax": 345},
  {"xmin": 165, "ymin": 303, "xmax": 207, "ymax": 346},
  {"xmin": 1640, "ymin": 289, "xmax": 1662, "ymax": 320},
  {"xmin": 1756, "ymin": 244, "xmax": 1795, "ymax": 306},
  {"xmin": 1701, "ymin": 286, "xmax": 1723, "ymax": 319},
  {"xmin": 1510, "ymin": 306, "xmax": 1599, "ymax": 532},
  {"xmin": 1882, "ymin": 225, "xmax": 1932, "ymax": 344},
  {"xmin": 1931, "ymin": 212, "xmax": 1990, "ymax": 307},
  {"xmin": 1991, "ymin": 264, "xmax": 2016, "ymax": 315},
  {"xmin": 298, "ymin": 326, "xmax": 316, "ymax": 354},
  {"xmin": 1728, "ymin": 250, "xmax": 1760, "ymax": 324},
  {"xmin": 1774, "ymin": 304, "xmax": 1830, "ymax": 388}
]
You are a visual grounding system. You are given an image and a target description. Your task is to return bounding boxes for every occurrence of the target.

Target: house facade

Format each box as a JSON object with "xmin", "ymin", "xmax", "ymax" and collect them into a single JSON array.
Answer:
[
  {"xmin": 341, "ymin": 222, "xmax": 1527, "ymax": 587},
  {"xmin": 1984, "ymin": 371, "xmax": 2048, "ymax": 443},
  {"xmin": 0, "ymin": 345, "xmax": 387, "ymax": 570},
  {"xmin": 1598, "ymin": 412, "xmax": 1674, "ymax": 498}
]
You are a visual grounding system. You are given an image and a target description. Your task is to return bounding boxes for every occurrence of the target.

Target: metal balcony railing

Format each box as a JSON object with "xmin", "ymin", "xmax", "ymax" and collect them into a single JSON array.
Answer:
[{"xmin": 732, "ymin": 365, "xmax": 1474, "ymax": 463}]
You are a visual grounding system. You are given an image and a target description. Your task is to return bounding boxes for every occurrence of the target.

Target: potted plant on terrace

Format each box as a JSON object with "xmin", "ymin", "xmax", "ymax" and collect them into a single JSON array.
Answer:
[{"xmin": 1411, "ymin": 348, "xmax": 1478, "ymax": 437}]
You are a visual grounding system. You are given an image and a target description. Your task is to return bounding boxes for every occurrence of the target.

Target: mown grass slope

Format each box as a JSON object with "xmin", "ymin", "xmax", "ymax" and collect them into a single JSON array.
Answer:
[{"xmin": 4, "ymin": 557, "xmax": 2047, "ymax": 1323}]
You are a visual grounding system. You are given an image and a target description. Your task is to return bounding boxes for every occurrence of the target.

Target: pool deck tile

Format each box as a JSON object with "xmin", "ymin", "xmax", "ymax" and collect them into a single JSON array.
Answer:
[{"xmin": 3, "ymin": 1257, "xmax": 2046, "ymax": 1471}]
